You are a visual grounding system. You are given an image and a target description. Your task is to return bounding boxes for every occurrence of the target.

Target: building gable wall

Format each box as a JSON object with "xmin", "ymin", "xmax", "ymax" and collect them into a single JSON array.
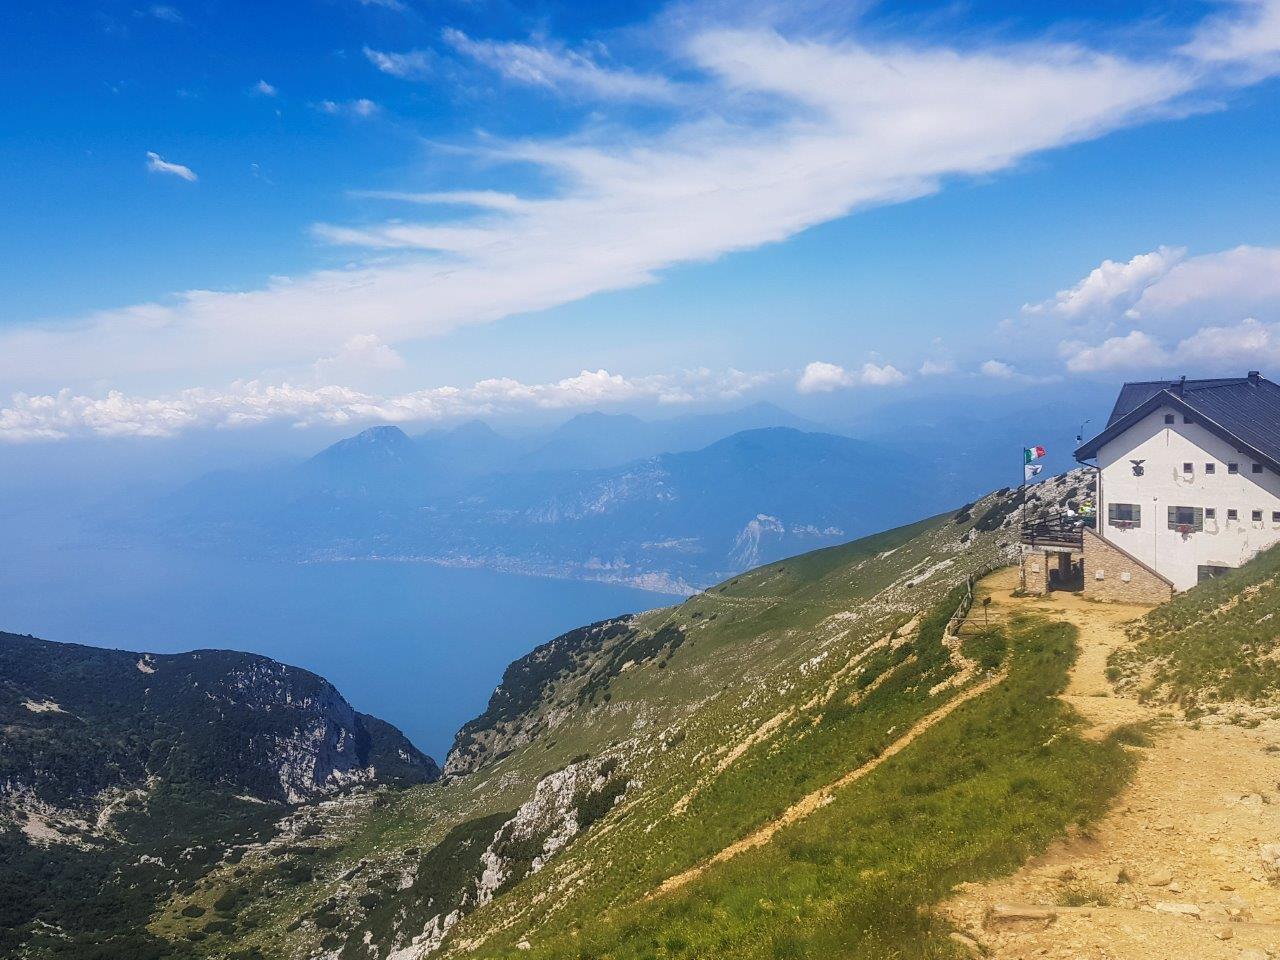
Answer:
[
  {"xmin": 1097, "ymin": 404, "xmax": 1280, "ymax": 590},
  {"xmin": 1081, "ymin": 528, "xmax": 1173, "ymax": 604}
]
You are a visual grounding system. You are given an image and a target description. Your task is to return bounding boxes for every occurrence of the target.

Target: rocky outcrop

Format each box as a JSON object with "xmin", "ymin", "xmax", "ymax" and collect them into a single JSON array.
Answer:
[
  {"xmin": 0, "ymin": 631, "xmax": 439, "ymax": 823},
  {"xmin": 444, "ymin": 617, "xmax": 637, "ymax": 777},
  {"xmin": 385, "ymin": 756, "xmax": 630, "ymax": 959}
]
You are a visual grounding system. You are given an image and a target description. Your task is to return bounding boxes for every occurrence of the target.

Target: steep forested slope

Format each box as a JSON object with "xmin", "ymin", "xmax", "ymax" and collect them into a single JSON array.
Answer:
[{"xmin": 0, "ymin": 635, "xmax": 437, "ymax": 958}]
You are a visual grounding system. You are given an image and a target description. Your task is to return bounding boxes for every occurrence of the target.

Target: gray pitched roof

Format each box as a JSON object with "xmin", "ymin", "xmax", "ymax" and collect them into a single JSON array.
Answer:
[
  {"xmin": 1106, "ymin": 378, "xmax": 1250, "ymax": 426},
  {"xmin": 1077, "ymin": 373, "xmax": 1280, "ymax": 470}
]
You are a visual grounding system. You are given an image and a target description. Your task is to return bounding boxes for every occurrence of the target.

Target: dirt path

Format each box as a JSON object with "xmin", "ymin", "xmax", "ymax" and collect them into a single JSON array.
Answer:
[
  {"xmin": 655, "ymin": 659, "xmax": 1009, "ymax": 897},
  {"xmin": 946, "ymin": 568, "xmax": 1280, "ymax": 959}
]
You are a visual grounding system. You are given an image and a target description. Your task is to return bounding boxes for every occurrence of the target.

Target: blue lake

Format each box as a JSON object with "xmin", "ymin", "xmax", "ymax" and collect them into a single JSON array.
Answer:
[{"xmin": 0, "ymin": 540, "xmax": 678, "ymax": 761}]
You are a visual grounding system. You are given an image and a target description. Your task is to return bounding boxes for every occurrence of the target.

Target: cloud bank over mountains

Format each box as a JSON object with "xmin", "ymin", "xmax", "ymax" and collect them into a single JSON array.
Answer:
[
  {"xmin": 6, "ymin": 2, "xmax": 1280, "ymax": 401},
  {"xmin": 1011, "ymin": 245, "xmax": 1280, "ymax": 373},
  {"xmin": 796, "ymin": 361, "xmax": 907, "ymax": 393},
  {"xmin": 0, "ymin": 367, "xmax": 780, "ymax": 442}
]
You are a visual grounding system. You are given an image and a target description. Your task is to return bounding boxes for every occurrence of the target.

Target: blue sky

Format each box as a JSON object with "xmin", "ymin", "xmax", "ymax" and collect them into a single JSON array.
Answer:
[{"xmin": 3, "ymin": 0, "xmax": 1280, "ymax": 441}]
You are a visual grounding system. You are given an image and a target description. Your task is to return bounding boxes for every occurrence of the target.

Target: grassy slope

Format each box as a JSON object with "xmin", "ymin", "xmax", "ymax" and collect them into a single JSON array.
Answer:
[
  {"xmin": 503, "ymin": 614, "xmax": 1133, "ymax": 960},
  {"xmin": 158, "ymin": 505, "xmax": 987, "ymax": 955},
  {"xmin": 160, "ymin": 484, "xmax": 1119, "ymax": 959},
  {"xmin": 1109, "ymin": 542, "xmax": 1280, "ymax": 709}
]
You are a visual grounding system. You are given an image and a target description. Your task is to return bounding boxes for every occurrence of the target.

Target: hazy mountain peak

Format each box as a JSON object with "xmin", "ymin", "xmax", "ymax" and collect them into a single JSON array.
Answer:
[
  {"xmin": 350, "ymin": 424, "xmax": 412, "ymax": 446},
  {"xmin": 737, "ymin": 399, "xmax": 799, "ymax": 417},
  {"xmin": 447, "ymin": 419, "xmax": 502, "ymax": 439},
  {"xmin": 555, "ymin": 411, "xmax": 648, "ymax": 433},
  {"xmin": 310, "ymin": 424, "xmax": 414, "ymax": 467}
]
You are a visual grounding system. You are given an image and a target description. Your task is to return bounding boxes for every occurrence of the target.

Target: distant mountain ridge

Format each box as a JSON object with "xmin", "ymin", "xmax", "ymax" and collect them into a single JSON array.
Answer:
[
  {"xmin": 134, "ymin": 417, "xmax": 952, "ymax": 592},
  {"xmin": 508, "ymin": 402, "xmax": 822, "ymax": 472}
]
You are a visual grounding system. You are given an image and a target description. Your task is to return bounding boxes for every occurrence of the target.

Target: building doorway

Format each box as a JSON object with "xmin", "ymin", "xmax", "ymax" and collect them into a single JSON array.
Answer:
[{"xmin": 1047, "ymin": 551, "xmax": 1084, "ymax": 592}]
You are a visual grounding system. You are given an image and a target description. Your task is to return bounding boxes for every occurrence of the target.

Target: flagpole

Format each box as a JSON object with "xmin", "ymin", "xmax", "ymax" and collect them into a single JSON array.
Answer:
[
  {"xmin": 1019, "ymin": 447, "xmax": 1026, "ymax": 592},
  {"xmin": 1019, "ymin": 448, "xmax": 1025, "ymax": 539}
]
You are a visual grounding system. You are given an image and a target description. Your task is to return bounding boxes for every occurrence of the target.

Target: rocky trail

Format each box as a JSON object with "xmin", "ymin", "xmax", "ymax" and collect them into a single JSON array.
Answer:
[{"xmin": 946, "ymin": 568, "xmax": 1280, "ymax": 959}]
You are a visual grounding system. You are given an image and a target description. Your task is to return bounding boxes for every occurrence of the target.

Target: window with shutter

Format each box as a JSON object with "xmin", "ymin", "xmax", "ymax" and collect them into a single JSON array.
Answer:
[
  {"xmin": 1167, "ymin": 505, "xmax": 1203, "ymax": 532},
  {"xmin": 1107, "ymin": 503, "xmax": 1141, "ymax": 527}
]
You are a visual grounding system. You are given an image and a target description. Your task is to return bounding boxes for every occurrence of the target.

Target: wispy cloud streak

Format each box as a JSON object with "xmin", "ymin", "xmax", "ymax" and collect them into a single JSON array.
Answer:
[
  {"xmin": 9, "ymin": 2, "xmax": 1280, "ymax": 392},
  {"xmin": 442, "ymin": 29, "xmax": 678, "ymax": 100},
  {"xmin": 145, "ymin": 151, "xmax": 197, "ymax": 181}
]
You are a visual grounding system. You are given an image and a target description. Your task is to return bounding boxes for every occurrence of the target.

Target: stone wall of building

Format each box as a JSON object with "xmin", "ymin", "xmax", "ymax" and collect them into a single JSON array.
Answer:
[
  {"xmin": 1081, "ymin": 528, "xmax": 1174, "ymax": 604},
  {"xmin": 1020, "ymin": 549, "xmax": 1050, "ymax": 595}
]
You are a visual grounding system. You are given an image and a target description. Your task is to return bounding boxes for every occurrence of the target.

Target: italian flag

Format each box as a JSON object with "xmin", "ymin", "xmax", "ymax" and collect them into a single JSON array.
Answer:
[{"xmin": 1024, "ymin": 445, "xmax": 1046, "ymax": 463}]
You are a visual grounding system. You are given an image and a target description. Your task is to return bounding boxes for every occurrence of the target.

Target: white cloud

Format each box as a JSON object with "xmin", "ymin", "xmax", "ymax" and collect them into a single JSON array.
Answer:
[
  {"xmin": 856, "ymin": 362, "xmax": 908, "ymax": 386},
  {"xmin": 977, "ymin": 358, "xmax": 1059, "ymax": 384},
  {"xmin": 364, "ymin": 46, "xmax": 434, "ymax": 80},
  {"xmin": 312, "ymin": 334, "xmax": 405, "ymax": 382},
  {"xmin": 918, "ymin": 359, "xmax": 954, "ymax": 376},
  {"xmin": 796, "ymin": 361, "xmax": 851, "ymax": 393},
  {"xmin": 1173, "ymin": 317, "xmax": 1280, "ymax": 367},
  {"xmin": 1124, "ymin": 245, "xmax": 1280, "ymax": 325},
  {"xmin": 0, "ymin": 367, "xmax": 776, "ymax": 442},
  {"xmin": 352, "ymin": 190, "xmax": 529, "ymax": 212},
  {"xmin": 11, "ymin": 4, "xmax": 1280, "ymax": 392},
  {"xmin": 979, "ymin": 359, "xmax": 1018, "ymax": 379},
  {"xmin": 317, "ymin": 98, "xmax": 380, "ymax": 118},
  {"xmin": 1183, "ymin": 0, "xmax": 1280, "ymax": 74},
  {"xmin": 1061, "ymin": 317, "xmax": 1280, "ymax": 376},
  {"xmin": 796, "ymin": 360, "xmax": 906, "ymax": 393},
  {"xmin": 1041, "ymin": 244, "xmax": 1280, "ymax": 376},
  {"xmin": 1023, "ymin": 246, "xmax": 1184, "ymax": 320},
  {"xmin": 145, "ymin": 151, "xmax": 197, "ymax": 182},
  {"xmin": 976, "ymin": 359, "xmax": 1058, "ymax": 383},
  {"xmin": 252, "ymin": 79, "xmax": 278, "ymax": 97},
  {"xmin": 1019, "ymin": 245, "xmax": 1280, "ymax": 350},
  {"xmin": 147, "ymin": 4, "xmax": 182, "ymax": 23},
  {"xmin": 1061, "ymin": 330, "xmax": 1168, "ymax": 373},
  {"xmin": 443, "ymin": 29, "xmax": 677, "ymax": 101}
]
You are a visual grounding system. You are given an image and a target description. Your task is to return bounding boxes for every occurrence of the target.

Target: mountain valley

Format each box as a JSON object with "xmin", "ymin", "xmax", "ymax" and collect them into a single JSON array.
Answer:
[{"xmin": 10, "ymin": 468, "xmax": 1280, "ymax": 959}]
